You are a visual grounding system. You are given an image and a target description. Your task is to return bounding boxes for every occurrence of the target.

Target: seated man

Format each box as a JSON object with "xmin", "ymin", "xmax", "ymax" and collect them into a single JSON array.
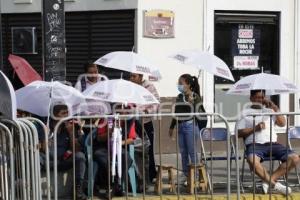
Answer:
[
  {"xmin": 237, "ymin": 90, "xmax": 300, "ymax": 195},
  {"xmin": 43, "ymin": 104, "xmax": 87, "ymax": 200}
]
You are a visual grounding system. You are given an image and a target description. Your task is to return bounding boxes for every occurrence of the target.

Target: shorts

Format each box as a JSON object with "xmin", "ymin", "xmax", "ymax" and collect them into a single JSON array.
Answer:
[{"xmin": 245, "ymin": 142, "xmax": 295, "ymax": 162}]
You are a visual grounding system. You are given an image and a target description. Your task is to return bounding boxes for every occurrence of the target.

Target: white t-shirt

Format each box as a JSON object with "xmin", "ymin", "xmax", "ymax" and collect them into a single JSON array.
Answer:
[
  {"xmin": 237, "ymin": 106, "xmax": 278, "ymax": 145},
  {"xmin": 74, "ymin": 75, "xmax": 104, "ymax": 92},
  {"xmin": 74, "ymin": 74, "xmax": 110, "ymax": 115}
]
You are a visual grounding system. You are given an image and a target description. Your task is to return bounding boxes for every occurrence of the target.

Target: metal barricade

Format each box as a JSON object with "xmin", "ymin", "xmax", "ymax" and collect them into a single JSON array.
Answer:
[
  {"xmin": 52, "ymin": 112, "xmax": 231, "ymax": 200},
  {"xmin": 234, "ymin": 112, "xmax": 300, "ymax": 200},
  {"xmin": 0, "ymin": 122, "xmax": 14, "ymax": 200},
  {"xmin": 0, "ymin": 117, "xmax": 47, "ymax": 200}
]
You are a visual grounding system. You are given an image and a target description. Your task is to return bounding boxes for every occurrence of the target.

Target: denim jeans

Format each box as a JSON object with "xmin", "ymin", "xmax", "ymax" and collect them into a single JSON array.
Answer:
[{"xmin": 178, "ymin": 120, "xmax": 200, "ymax": 177}]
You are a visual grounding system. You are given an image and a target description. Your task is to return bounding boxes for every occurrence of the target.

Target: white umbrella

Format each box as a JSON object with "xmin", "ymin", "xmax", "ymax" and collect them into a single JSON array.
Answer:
[
  {"xmin": 83, "ymin": 79, "xmax": 159, "ymax": 183},
  {"xmin": 111, "ymin": 126, "xmax": 122, "ymax": 183},
  {"xmin": 16, "ymin": 80, "xmax": 87, "ymax": 117},
  {"xmin": 94, "ymin": 51, "xmax": 162, "ymax": 79},
  {"xmin": 226, "ymin": 72, "xmax": 299, "ymax": 95},
  {"xmin": 170, "ymin": 49, "xmax": 235, "ymax": 81},
  {"xmin": 82, "ymin": 79, "xmax": 160, "ymax": 105}
]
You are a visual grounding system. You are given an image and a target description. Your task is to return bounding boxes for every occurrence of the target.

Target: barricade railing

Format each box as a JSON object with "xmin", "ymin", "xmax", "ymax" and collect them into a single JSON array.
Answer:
[
  {"xmin": 234, "ymin": 112, "xmax": 300, "ymax": 200},
  {"xmin": 53, "ymin": 112, "xmax": 232, "ymax": 200},
  {"xmin": 0, "ymin": 118, "xmax": 48, "ymax": 200},
  {"xmin": 0, "ymin": 121, "xmax": 14, "ymax": 200}
]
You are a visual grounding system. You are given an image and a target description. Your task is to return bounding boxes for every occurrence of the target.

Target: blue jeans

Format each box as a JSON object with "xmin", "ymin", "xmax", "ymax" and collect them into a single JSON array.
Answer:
[{"xmin": 178, "ymin": 120, "xmax": 200, "ymax": 177}]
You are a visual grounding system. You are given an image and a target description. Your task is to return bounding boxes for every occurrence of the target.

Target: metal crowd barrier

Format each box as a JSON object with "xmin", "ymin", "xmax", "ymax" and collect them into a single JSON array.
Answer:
[
  {"xmin": 53, "ymin": 112, "xmax": 231, "ymax": 200},
  {"xmin": 234, "ymin": 112, "xmax": 300, "ymax": 200},
  {"xmin": 0, "ymin": 117, "xmax": 48, "ymax": 200}
]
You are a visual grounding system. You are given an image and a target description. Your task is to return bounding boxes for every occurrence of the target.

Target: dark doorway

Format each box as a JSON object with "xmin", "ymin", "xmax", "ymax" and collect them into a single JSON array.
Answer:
[{"xmin": 214, "ymin": 11, "xmax": 280, "ymax": 120}]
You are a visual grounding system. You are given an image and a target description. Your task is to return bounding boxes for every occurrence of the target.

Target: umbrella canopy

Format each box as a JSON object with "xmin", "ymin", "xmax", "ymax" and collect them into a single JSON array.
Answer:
[
  {"xmin": 16, "ymin": 81, "xmax": 87, "ymax": 117},
  {"xmin": 226, "ymin": 72, "xmax": 299, "ymax": 95},
  {"xmin": 83, "ymin": 79, "xmax": 159, "ymax": 105},
  {"xmin": 0, "ymin": 71, "xmax": 17, "ymax": 120},
  {"xmin": 9, "ymin": 54, "xmax": 42, "ymax": 85},
  {"xmin": 94, "ymin": 51, "xmax": 162, "ymax": 79},
  {"xmin": 170, "ymin": 49, "xmax": 235, "ymax": 81}
]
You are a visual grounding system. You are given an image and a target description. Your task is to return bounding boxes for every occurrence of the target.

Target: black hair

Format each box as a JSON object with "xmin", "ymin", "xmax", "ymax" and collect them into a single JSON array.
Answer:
[
  {"xmin": 250, "ymin": 89, "xmax": 266, "ymax": 97},
  {"xmin": 179, "ymin": 74, "xmax": 201, "ymax": 96},
  {"xmin": 84, "ymin": 62, "xmax": 98, "ymax": 72},
  {"xmin": 52, "ymin": 104, "xmax": 68, "ymax": 118}
]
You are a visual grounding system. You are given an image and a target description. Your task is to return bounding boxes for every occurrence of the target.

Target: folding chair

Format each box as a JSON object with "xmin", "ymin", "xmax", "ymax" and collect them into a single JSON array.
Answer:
[
  {"xmin": 199, "ymin": 128, "xmax": 238, "ymax": 192},
  {"xmin": 288, "ymin": 126, "xmax": 300, "ymax": 186}
]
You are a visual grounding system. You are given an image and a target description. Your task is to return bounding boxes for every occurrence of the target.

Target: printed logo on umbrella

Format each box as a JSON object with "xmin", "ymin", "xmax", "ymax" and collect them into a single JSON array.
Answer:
[
  {"xmin": 94, "ymin": 91, "xmax": 110, "ymax": 100},
  {"xmin": 216, "ymin": 67, "xmax": 230, "ymax": 77},
  {"xmin": 143, "ymin": 95, "xmax": 155, "ymax": 102},
  {"xmin": 284, "ymin": 83, "xmax": 297, "ymax": 89},
  {"xmin": 235, "ymin": 83, "xmax": 251, "ymax": 90},
  {"xmin": 99, "ymin": 58, "xmax": 109, "ymax": 64},
  {"xmin": 274, "ymin": 89, "xmax": 289, "ymax": 93},
  {"xmin": 174, "ymin": 54, "xmax": 187, "ymax": 62},
  {"xmin": 136, "ymin": 66, "xmax": 151, "ymax": 73}
]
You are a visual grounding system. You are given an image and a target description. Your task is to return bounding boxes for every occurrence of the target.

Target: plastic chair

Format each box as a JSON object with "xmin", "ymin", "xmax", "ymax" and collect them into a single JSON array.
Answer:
[
  {"xmin": 84, "ymin": 130, "xmax": 98, "ymax": 198},
  {"xmin": 199, "ymin": 128, "xmax": 238, "ymax": 192},
  {"xmin": 126, "ymin": 145, "xmax": 137, "ymax": 196},
  {"xmin": 288, "ymin": 126, "xmax": 300, "ymax": 185}
]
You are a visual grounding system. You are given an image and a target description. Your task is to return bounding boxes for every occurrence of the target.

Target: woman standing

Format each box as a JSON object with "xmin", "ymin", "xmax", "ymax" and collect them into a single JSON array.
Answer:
[{"xmin": 169, "ymin": 74, "xmax": 207, "ymax": 183}]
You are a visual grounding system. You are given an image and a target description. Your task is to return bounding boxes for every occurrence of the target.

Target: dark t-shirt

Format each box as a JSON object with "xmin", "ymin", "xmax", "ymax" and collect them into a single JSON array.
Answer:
[
  {"xmin": 170, "ymin": 93, "xmax": 207, "ymax": 130},
  {"xmin": 49, "ymin": 126, "xmax": 70, "ymax": 160}
]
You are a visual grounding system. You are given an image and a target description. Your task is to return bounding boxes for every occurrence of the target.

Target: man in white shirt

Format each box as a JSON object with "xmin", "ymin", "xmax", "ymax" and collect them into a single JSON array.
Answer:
[
  {"xmin": 238, "ymin": 90, "xmax": 299, "ymax": 195},
  {"xmin": 75, "ymin": 63, "xmax": 111, "ymax": 115},
  {"xmin": 75, "ymin": 63, "xmax": 107, "ymax": 92}
]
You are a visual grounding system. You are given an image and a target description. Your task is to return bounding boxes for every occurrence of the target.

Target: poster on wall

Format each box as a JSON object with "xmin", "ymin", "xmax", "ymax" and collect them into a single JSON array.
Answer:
[
  {"xmin": 232, "ymin": 24, "xmax": 261, "ymax": 70},
  {"xmin": 143, "ymin": 10, "xmax": 175, "ymax": 38}
]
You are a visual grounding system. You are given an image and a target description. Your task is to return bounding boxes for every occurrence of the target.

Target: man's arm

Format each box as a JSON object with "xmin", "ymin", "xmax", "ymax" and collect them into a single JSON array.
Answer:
[
  {"xmin": 238, "ymin": 122, "xmax": 266, "ymax": 138},
  {"xmin": 263, "ymin": 99, "xmax": 286, "ymax": 127}
]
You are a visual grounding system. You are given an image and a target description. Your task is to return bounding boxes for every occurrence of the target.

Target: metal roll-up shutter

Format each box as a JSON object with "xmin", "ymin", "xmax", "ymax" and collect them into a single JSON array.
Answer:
[
  {"xmin": 2, "ymin": 10, "xmax": 135, "ymax": 87},
  {"xmin": 2, "ymin": 13, "xmax": 42, "ymax": 89},
  {"xmin": 66, "ymin": 10, "xmax": 135, "ymax": 82},
  {"xmin": 65, "ymin": 12, "xmax": 90, "ymax": 84}
]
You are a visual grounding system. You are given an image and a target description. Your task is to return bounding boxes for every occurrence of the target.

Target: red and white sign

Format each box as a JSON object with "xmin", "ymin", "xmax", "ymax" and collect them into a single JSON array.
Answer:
[
  {"xmin": 238, "ymin": 29, "xmax": 253, "ymax": 39},
  {"xmin": 234, "ymin": 56, "xmax": 259, "ymax": 69}
]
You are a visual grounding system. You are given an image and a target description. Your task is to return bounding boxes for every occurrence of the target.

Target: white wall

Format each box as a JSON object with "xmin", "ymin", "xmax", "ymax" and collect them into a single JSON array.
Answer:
[
  {"xmin": 1, "ymin": 0, "xmax": 137, "ymax": 13},
  {"xmin": 136, "ymin": 0, "xmax": 203, "ymax": 97},
  {"xmin": 205, "ymin": 0, "xmax": 296, "ymax": 114}
]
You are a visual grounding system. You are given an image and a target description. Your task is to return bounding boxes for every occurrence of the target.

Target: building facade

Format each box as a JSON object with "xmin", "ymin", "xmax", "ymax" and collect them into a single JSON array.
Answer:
[{"xmin": 1, "ymin": 0, "xmax": 300, "ymax": 127}]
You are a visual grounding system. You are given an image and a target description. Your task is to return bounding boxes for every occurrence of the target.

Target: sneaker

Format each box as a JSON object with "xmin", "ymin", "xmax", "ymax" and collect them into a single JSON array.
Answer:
[
  {"xmin": 262, "ymin": 182, "xmax": 269, "ymax": 194},
  {"xmin": 75, "ymin": 184, "xmax": 88, "ymax": 200},
  {"xmin": 273, "ymin": 182, "xmax": 292, "ymax": 195},
  {"xmin": 113, "ymin": 184, "xmax": 125, "ymax": 197}
]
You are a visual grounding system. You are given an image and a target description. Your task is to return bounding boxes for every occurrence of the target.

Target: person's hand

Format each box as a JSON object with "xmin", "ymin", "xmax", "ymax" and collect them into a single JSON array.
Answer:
[
  {"xmin": 169, "ymin": 129, "xmax": 174, "ymax": 138},
  {"xmin": 263, "ymin": 99, "xmax": 278, "ymax": 110},
  {"xmin": 254, "ymin": 122, "xmax": 266, "ymax": 132}
]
